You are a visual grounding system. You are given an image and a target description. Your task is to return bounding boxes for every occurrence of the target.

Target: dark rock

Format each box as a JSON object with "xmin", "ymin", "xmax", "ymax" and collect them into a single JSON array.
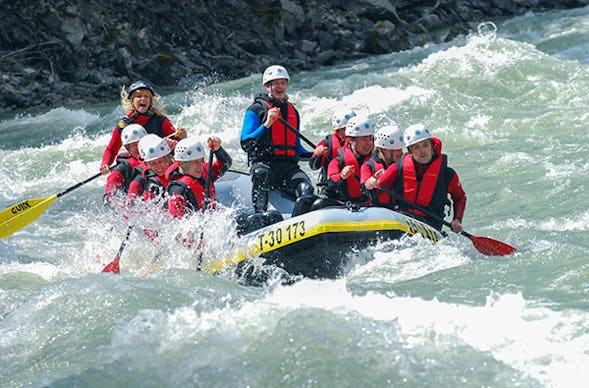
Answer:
[
  {"xmin": 300, "ymin": 39, "xmax": 317, "ymax": 54},
  {"xmin": 314, "ymin": 49, "xmax": 339, "ymax": 66},
  {"xmin": 0, "ymin": 0, "xmax": 588, "ymax": 113},
  {"xmin": 367, "ymin": 20, "xmax": 397, "ymax": 54}
]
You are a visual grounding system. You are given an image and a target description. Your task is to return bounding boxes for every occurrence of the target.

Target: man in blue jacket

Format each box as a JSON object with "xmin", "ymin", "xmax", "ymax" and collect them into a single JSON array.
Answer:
[{"xmin": 240, "ymin": 65, "xmax": 314, "ymax": 214}]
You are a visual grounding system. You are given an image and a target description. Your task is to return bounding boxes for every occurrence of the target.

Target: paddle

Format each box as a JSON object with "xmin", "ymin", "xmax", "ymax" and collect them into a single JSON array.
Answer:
[
  {"xmin": 279, "ymin": 116, "xmax": 515, "ymax": 255},
  {"xmin": 0, "ymin": 170, "xmax": 109, "ymax": 239},
  {"xmin": 377, "ymin": 185, "xmax": 516, "ymax": 256},
  {"xmin": 102, "ymin": 130, "xmax": 183, "ymax": 274},
  {"xmin": 196, "ymin": 147, "xmax": 215, "ymax": 270},
  {"xmin": 280, "ymin": 116, "xmax": 515, "ymax": 255},
  {"xmin": 102, "ymin": 224, "xmax": 134, "ymax": 274},
  {"xmin": 279, "ymin": 117, "xmax": 317, "ymax": 149}
]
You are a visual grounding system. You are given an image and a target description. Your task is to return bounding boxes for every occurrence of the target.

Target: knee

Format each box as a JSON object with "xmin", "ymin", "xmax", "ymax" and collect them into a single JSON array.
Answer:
[
  {"xmin": 292, "ymin": 194, "xmax": 317, "ymax": 217},
  {"xmin": 251, "ymin": 164, "xmax": 270, "ymax": 185},
  {"xmin": 295, "ymin": 181, "xmax": 314, "ymax": 197},
  {"xmin": 310, "ymin": 197, "xmax": 327, "ymax": 211}
]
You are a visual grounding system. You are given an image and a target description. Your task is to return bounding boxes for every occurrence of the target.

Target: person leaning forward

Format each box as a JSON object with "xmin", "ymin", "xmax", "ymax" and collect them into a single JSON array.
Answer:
[
  {"xmin": 366, "ymin": 124, "xmax": 466, "ymax": 232},
  {"xmin": 240, "ymin": 65, "xmax": 314, "ymax": 214},
  {"xmin": 100, "ymin": 79, "xmax": 186, "ymax": 175}
]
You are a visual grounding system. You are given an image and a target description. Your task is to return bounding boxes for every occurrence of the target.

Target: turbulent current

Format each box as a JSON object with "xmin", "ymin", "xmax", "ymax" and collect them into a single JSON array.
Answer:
[{"xmin": 2, "ymin": 7, "xmax": 589, "ymax": 387}]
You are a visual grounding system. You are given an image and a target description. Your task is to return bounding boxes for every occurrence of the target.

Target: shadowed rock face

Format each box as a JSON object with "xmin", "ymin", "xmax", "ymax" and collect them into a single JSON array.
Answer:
[{"xmin": 1, "ymin": 0, "xmax": 586, "ymax": 112}]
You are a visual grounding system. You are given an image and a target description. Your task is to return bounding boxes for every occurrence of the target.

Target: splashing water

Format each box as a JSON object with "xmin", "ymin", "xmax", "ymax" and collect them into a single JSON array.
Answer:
[{"xmin": 2, "ymin": 7, "xmax": 589, "ymax": 387}]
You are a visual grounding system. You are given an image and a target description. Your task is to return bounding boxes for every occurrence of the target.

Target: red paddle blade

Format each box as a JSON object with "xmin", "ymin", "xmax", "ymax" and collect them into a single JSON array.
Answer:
[
  {"xmin": 102, "ymin": 257, "xmax": 120, "ymax": 274},
  {"xmin": 471, "ymin": 236, "xmax": 517, "ymax": 256}
]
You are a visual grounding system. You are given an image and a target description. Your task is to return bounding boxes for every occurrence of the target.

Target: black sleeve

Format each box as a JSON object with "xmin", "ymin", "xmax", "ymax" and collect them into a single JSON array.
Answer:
[
  {"xmin": 309, "ymin": 154, "xmax": 323, "ymax": 170},
  {"xmin": 214, "ymin": 147, "xmax": 232, "ymax": 175}
]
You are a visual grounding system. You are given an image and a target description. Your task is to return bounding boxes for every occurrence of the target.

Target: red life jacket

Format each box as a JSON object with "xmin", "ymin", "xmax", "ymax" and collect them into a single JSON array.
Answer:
[
  {"xmin": 396, "ymin": 152, "xmax": 448, "ymax": 219},
  {"xmin": 364, "ymin": 154, "xmax": 393, "ymax": 206},
  {"xmin": 260, "ymin": 99, "xmax": 298, "ymax": 158},
  {"xmin": 312, "ymin": 132, "xmax": 344, "ymax": 189},
  {"xmin": 335, "ymin": 145, "xmax": 370, "ymax": 203},
  {"xmin": 326, "ymin": 133, "xmax": 343, "ymax": 161},
  {"xmin": 167, "ymin": 167, "xmax": 216, "ymax": 217}
]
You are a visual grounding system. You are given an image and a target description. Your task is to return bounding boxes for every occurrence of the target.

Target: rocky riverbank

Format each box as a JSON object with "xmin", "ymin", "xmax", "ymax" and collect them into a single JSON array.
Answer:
[{"xmin": 1, "ymin": 0, "xmax": 587, "ymax": 113}]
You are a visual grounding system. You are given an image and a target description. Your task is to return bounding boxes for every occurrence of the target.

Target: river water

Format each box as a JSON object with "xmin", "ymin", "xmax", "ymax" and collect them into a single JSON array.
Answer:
[{"xmin": 2, "ymin": 6, "xmax": 589, "ymax": 387}]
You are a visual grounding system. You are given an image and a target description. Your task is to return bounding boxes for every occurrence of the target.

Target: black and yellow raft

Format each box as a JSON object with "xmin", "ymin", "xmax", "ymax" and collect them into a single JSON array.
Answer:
[{"xmin": 202, "ymin": 171, "xmax": 444, "ymax": 279}]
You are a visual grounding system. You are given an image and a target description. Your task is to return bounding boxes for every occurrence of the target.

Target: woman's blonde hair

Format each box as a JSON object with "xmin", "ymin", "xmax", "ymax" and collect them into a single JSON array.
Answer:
[
  {"xmin": 375, "ymin": 146, "xmax": 386, "ymax": 161},
  {"xmin": 120, "ymin": 85, "xmax": 165, "ymax": 116}
]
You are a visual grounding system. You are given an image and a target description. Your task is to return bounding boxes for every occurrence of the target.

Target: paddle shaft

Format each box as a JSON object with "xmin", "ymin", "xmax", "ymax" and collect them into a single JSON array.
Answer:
[
  {"xmin": 279, "ymin": 118, "xmax": 317, "ymax": 149},
  {"xmin": 379, "ymin": 185, "xmax": 516, "ymax": 255},
  {"xmin": 204, "ymin": 148, "xmax": 214, "ymax": 209},
  {"xmin": 116, "ymin": 224, "xmax": 134, "ymax": 257},
  {"xmin": 196, "ymin": 148, "xmax": 215, "ymax": 271},
  {"xmin": 57, "ymin": 171, "xmax": 103, "ymax": 198},
  {"xmin": 377, "ymin": 185, "xmax": 460, "ymax": 231},
  {"xmin": 278, "ymin": 117, "xmax": 448, "ymax": 229},
  {"xmin": 60, "ymin": 162, "xmax": 119, "ymax": 198},
  {"xmin": 102, "ymin": 224, "xmax": 134, "ymax": 274}
]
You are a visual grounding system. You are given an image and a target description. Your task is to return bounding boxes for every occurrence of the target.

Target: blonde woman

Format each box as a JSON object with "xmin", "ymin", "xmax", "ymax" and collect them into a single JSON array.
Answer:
[{"xmin": 100, "ymin": 80, "xmax": 186, "ymax": 175}]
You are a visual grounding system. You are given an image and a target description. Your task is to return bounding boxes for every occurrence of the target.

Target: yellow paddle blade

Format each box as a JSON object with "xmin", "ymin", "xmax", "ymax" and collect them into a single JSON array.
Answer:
[{"xmin": 0, "ymin": 195, "xmax": 58, "ymax": 238}]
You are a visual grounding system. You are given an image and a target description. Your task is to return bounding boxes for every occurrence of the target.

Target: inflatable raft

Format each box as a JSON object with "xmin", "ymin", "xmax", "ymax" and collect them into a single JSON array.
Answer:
[{"xmin": 206, "ymin": 171, "xmax": 444, "ymax": 279}]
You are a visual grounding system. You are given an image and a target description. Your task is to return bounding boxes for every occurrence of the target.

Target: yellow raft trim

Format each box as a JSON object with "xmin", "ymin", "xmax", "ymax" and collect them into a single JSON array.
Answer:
[{"xmin": 201, "ymin": 216, "xmax": 441, "ymax": 274}]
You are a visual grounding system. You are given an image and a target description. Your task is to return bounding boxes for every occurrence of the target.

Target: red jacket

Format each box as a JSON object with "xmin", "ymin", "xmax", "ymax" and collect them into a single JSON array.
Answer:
[
  {"xmin": 127, "ymin": 164, "xmax": 174, "ymax": 201},
  {"xmin": 104, "ymin": 152, "xmax": 145, "ymax": 198},
  {"xmin": 167, "ymin": 148, "xmax": 232, "ymax": 217},
  {"xmin": 327, "ymin": 144, "xmax": 371, "ymax": 203},
  {"xmin": 167, "ymin": 165, "xmax": 223, "ymax": 217},
  {"xmin": 360, "ymin": 152, "xmax": 393, "ymax": 206},
  {"xmin": 377, "ymin": 138, "xmax": 466, "ymax": 229},
  {"xmin": 101, "ymin": 112, "xmax": 176, "ymax": 167}
]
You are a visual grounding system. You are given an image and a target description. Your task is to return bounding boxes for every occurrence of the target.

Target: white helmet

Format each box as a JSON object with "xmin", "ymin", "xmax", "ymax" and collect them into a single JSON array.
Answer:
[
  {"xmin": 345, "ymin": 116, "xmax": 374, "ymax": 137},
  {"xmin": 174, "ymin": 137, "xmax": 206, "ymax": 161},
  {"xmin": 262, "ymin": 65, "xmax": 290, "ymax": 85},
  {"xmin": 375, "ymin": 124, "xmax": 405, "ymax": 150},
  {"xmin": 404, "ymin": 123, "xmax": 432, "ymax": 148},
  {"xmin": 121, "ymin": 124, "xmax": 147, "ymax": 145},
  {"xmin": 138, "ymin": 134, "xmax": 171, "ymax": 162},
  {"xmin": 331, "ymin": 107, "xmax": 356, "ymax": 130}
]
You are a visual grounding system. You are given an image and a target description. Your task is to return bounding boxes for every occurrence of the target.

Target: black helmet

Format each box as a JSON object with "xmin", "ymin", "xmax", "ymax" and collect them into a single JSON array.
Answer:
[{"xmin": 127, "ymin": 80, "xmax": 155, "ymax": 99}]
